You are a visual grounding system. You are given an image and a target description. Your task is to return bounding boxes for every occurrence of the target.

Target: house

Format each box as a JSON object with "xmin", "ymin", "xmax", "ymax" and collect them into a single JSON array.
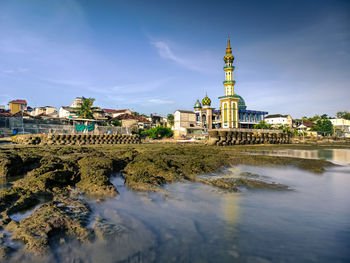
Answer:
[
  {"xmin": 8, "ymin": 99, "xmax": 27, "ymax": 114},
  {"xmin": 173, "ymin": 110, "xmax": 203, "ymax": 138},
  {"xmin": 112, "ymin": 113, "xmax": 151, "ymax": 130},
  {"xmin": 105, "ymin": 109, "xmax": 132, "ymax": 117},
  {"xmin": 265, "ymin": 114, "xmax": 293, "ymax": 128},
  {"xmin": 149, "ymin": 113, "xmax": 169, "ymax": 127},
  {"xmin": 70, "ymin": 97, "xmax": 83, "ymax": 108},
  {"xmin": 59, "ymin": 106, "xmax": 78, "ymax": 119},
  {"xmin": 31, "ymin": 106, "xmax": 57, "ymax": 117},
  {"xmin": 92, "ymin": 108, "xmax": 108, "ymax": 121},
  {"xmin": 330, "ymin": 118, "xmax": 350, "ymax": 136}
]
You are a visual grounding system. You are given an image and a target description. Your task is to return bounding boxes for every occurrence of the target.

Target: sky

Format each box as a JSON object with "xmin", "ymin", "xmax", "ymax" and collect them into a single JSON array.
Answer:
[{"xmin": 0, "ymin": 0, "xmax": 349, "ymax": 118}]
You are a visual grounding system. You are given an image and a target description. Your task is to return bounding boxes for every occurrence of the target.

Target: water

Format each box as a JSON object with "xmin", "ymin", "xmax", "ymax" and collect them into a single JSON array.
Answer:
[{"xmin": 5, "ymin": 149, "xmax": 350, "ymax": 263}]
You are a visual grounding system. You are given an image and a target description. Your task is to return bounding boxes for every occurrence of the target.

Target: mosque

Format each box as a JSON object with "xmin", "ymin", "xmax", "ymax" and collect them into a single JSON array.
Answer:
[{"xmin": 193, "ymin": 36, "xmax": 268, "ymax": 129}]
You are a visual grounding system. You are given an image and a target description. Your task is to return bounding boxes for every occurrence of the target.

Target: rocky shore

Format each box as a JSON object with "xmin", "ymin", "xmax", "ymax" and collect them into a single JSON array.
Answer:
[{"xmin": 0, "ymin": 143, "xmax": 348, "ymax": 258}]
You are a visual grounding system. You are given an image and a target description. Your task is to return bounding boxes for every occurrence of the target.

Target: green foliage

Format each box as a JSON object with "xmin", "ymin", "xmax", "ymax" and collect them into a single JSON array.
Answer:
[
  {"xmin": 336, "ymin": 111, "xmax": 350, "ymax": 120},
  {"xmin": 278, "ymin": 125, "xmax": 293, "ymax": 134},
  {"xmin": 111, "ymin": 119, "xmax": 122, "ymax": 127},
  {"xmin": 310, "ymin": 115, "xmax": 333, "ymax": 136},
  {"xmin": 253, "ymin": 121, "xmax": 272, "ymax": 130},
  {"xmin": 141, "ymin": 127, "xmax": 173, "ymax": 139},
  {"xmin": 132, "ymin": 111, "xmax": 148, "ymax": 118},
  {"xmin": 167, "ymin": 114, "xmax": 174, "ymax": 126},
  {"xmin": 77, "ymin": 97, "xmax": 95, "ymax": 119},
  {"xmin": 301, "ymin": 115, "xmax": 321, "ymax": 122}
]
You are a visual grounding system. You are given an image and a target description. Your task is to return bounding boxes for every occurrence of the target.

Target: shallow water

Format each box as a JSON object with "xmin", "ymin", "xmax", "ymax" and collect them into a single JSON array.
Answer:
[
  {"xmin": 4, "ymin": 149, "xmax": 350, "ymax": 263},
  {"xmin": 255, "ymin": 148, "xmax": 350, "ymax": 165}
]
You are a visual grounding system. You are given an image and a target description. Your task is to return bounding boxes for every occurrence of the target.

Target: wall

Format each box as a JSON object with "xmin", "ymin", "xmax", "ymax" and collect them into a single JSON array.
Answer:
[
  {"xmin": 0, "ymin": 117, "xmax": 130, "ymax": 137},
  {"xmin": 12, "ymin": 134, "xmax": 140, "ymax": 145}
]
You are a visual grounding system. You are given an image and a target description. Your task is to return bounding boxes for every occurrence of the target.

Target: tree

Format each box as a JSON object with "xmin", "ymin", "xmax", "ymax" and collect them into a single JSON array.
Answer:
[
  {"xmin": 253, "ymin": 121, "xmax": 272, "ymax": 130},
  {"xmin": 302, "ymin": 115, "xmax": 320, "ymax": 122},
  {"xmin": 167, "ymin": 114, "xmax": 174, "ymax": 126},
  {"xmin": 77, "ymin": 97, "xmax": 95, "ymax": 119},
  {"xmin": 336, "ymin": 111, "xmax": 350, "ymax": 120},
  {"xmin": 112, "ymin": 119, "xmax": 122, "ymax": 127},
  {"xmin": 141, "ymin": 127, "xmax": 173, "ymax": 139},
  {"xmin": 310, "ymin": 115, "xmax": 333, "ymax": 136}
]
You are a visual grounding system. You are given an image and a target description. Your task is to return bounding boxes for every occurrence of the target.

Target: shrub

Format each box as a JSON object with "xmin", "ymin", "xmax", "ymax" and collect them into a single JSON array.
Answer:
[{"xmin": 141, "ymin": 127, "xmax": 173, "ymax": 139}]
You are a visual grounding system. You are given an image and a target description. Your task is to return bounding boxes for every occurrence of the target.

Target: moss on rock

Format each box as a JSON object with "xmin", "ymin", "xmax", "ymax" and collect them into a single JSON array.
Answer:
[
  {"xmin": 0, "ymin": 152, "xmax": 23, "ymax": 178},
  {"xmin": 77, "ymin": 156, "xmax": 118, "ymax": 196},
  {"xmin": 5, "ymin": 197, "xmax": 91, "ymax": 255}
]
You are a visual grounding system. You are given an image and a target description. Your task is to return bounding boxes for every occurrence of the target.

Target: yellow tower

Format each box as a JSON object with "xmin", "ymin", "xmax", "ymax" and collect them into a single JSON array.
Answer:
[{"xmin": 219, "ymin": 35, "xmax": 239, "ymax": 128}]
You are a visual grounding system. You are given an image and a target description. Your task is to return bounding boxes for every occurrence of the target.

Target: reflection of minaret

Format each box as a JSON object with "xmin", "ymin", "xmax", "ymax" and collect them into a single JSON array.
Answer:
[
  {"xmin": 219, "ymin": 35, "xmax": 239, "ymax": 128},
  {"xmin": 220, "ymin": 191, "xmax": 240, "ymax": 236}
]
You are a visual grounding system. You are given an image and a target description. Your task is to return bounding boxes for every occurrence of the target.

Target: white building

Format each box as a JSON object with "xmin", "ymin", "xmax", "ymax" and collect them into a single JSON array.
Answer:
[
  {"xmin": 173, "ymin": 110, "xmax": 202, "ymax": 138},
  {"xmin": 265, "ymin": 114, "xmax": 293, "ymax": 128},
  {"xmin": 70, "ymin": 97, "xmax": 83, "ymax": 108},
  {"xmin": 59, "ymin": 106, "xmax": 78, "ymax": 119},
  {"xmin": 330, "ymin": 118, "xmax": 350, "ymax": 134},
  {"xmin": 31, "ymin": 106, "xmax": 57, "ymax": 117}
]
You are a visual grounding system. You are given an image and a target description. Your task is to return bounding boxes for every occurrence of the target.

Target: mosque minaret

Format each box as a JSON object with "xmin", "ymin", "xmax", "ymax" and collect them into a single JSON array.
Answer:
[{"xmin": 219, "ymin": 35, "xmax": 239, "ymax": 128}]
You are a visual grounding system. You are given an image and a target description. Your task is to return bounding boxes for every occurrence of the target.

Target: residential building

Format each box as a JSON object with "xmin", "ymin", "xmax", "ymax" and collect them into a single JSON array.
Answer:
[
  {"xmin": 112, "ymin": 113, "xmax": 151, "ymax": 130},
  {"xmin": 59, "ymin": 106, "xmax": 78, "ymax": 119},
  {"xmin": 92, "ymin": 108, "xmax": 108, "ymax": 121},
  {"xmin": 330, "ymin": 118, "xmax": 350, "ymax": 135},
  {"xmin": 70, "ymin": 97, "xmax": 83, "ymax": 108},
  {"xmin": 102, "ymin": 109, "xmax": 132, "ymax": 118},
  {"xmin": 31, "ymin": 106, "xmax": 57, "ymax": 117},
  {"xmin": 173, "ymin": 110, "xmax": 202, "ymax": 138},
  {"xmin": 149, "ymin": 113, "xmax": 169, "ymax": 127},
  {"xmin": 265, "ymin": 114, "xmax": 293, "ymax": 128},
  {"xmin": 8, "ymin": 99, "xmax": 27, "ymax": 114}
]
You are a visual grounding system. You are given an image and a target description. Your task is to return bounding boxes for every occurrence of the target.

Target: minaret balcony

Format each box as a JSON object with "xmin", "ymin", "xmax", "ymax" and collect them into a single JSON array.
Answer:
[
  {"xmin": 223, "ymin": 66, "xmax": 235, "ymax": 70},
  {"xmin": 223, "ymin": 80, "xmax": 236, "ymax": 85}
]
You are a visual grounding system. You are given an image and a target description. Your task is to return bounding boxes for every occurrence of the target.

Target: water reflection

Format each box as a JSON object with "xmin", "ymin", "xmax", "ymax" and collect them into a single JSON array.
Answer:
[
  {"xmin": 3, "ymin": 149, "xmax": 350, "ymax": 263},
  {"xmin": 258, "ymin": 148, "xmax": 350, "ymax": 165}
]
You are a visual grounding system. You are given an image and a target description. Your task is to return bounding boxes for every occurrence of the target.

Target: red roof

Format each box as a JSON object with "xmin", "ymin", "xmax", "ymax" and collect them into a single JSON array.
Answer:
[
  {"xmin": 0, "ymin": 111, "xmax": 11, "ymax": 117},
  {"xmin": 115, "ymin": 109, "xmax": 130, "ymax": 113},
  {"xmin": 11, "ymin": 111, "xmax": 31, "ymax": 117},
  {"xmin": 103, "ymin": 109, "xmax": 117, "ymax": 113},
  {"xmin": 302, "ymin": 121, "xmax": 314, "ymax": 128},
  {"xmin": 9, "ymin": 99, "xmax": 27, "ymax": 104},
  {"xmin": 0, "ymin": 111, "xmax": 31, "ymax": 117},
  {"xmin": 114, "ymin": 113, "xmax": 150, "ymax": 123}
]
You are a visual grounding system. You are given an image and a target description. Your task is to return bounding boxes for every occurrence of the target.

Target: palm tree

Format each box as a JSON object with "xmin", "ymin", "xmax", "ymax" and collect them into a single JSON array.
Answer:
[
  {"xmin": 253, "ymin": 120, "xmax": 272, "ymax": 129},
  {"xmin": 77, "ymin": 97, "xmax": 95, "ymax": 119}
]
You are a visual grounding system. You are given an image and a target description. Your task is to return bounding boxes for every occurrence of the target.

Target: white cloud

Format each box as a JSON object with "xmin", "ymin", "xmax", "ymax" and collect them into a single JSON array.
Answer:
[
  {"xmin": 148, "ymin": 98, "xmax": 174, "ymax": 104},
  {"xmin": 151, "ymin": 40, "xmax": 205, "ymax": 72}
]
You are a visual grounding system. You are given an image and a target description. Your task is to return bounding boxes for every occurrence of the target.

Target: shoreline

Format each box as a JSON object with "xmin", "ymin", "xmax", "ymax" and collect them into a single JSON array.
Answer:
[{"xmin": 0, "ymin": 143, "xmax": 349, "ymax": 257}]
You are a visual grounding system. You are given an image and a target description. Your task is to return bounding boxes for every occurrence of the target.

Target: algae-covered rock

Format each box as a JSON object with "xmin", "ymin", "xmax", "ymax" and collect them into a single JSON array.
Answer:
[
  {"xmin": 92, "ymin": 217, "xmax": 129, "ymax": 241},
  {"xmin": 0, "ymin": 152, "xmax": 23, "ymax": 178},
  {"xmin": 0, "ymin": 187, "xmax": 37, "ymax": 214},
  {"xmin": 6, "ymin": 197, "xmax": 91, "ymax": 255},
  {"xmin": 199, "ymin": 177, "xmax": 289, "ymax": 192},
  {"xmin": 12, "ymin": 157, "xmax": 79, "ymax": 194},
  {"xmin": 77, "ymin": 156, "xmax": 118, "ymax": 196}
]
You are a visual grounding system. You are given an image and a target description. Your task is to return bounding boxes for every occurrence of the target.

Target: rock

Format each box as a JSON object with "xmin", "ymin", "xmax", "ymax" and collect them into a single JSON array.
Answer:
[
  {"xmin": 92, "ymin": 217, "xmax": 129, "ymax": 241},
  {"xmin": 76, "ymin": 157, "xmax": 118, "ymax": 197},
  {"xmin": 0, "ymin": 152, "xmax": 23, "ymax": 178},
  {"xmin": 5, "ymin": 197, "xmax": 91, "ymax": 255}
]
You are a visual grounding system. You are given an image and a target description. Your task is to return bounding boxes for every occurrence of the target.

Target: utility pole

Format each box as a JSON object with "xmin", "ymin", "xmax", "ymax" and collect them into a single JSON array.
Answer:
[{"xmin": 21, "ymin": 108, "xmax": 24, "ymax": 134}]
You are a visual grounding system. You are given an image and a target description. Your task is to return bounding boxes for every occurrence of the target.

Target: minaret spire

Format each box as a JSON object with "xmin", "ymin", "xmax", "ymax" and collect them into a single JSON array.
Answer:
[{"xmin": 226, "ymin": 34, "xmax": 232, "ymax": 54}]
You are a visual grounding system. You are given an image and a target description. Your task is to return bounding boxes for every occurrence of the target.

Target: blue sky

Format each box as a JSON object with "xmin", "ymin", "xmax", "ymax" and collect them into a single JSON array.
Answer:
[{"xmin": 0, "ymin": 0, "xmax": 349, "ymax": 118}]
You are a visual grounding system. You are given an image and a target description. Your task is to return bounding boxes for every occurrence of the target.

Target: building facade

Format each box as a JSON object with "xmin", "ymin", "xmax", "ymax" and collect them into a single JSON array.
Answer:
[
  {"xmin": 265, "ymin": 114, "xmax": 293, "ymax": 128},
  {"xmin": 193, "ymin": 36, "xmax": 268, "ymax": 129},
  {"xmin": 8, "ymin": 100, "xmax": 27, "ymax": 114}
]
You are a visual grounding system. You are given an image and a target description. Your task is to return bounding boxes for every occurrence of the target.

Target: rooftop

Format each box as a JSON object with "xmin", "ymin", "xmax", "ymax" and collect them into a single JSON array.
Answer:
[{"xmin": 9, "ymin": 99, "xmax": 27, "ymax": 104}]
